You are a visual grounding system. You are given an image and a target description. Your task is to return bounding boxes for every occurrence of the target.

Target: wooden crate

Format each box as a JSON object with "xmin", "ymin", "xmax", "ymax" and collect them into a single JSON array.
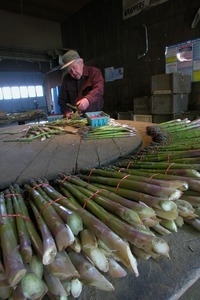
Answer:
[
  {"xmin": 117, "ymin": 111, "xmax": 134, "ymax": 120},
  {"xmin": 133, "ymin": 96, "xmax": 151, "ymax": 114},
  {"xmin": 151, "ymin": 94, "xmax": 189, "ymax": 114},
  {"xmin": 151, "ymin": 73, "xmax": 191, "ymax": 94},
  {"xmin": 152, "ymin": 114, "xmax": 175, "ymax": 123}
]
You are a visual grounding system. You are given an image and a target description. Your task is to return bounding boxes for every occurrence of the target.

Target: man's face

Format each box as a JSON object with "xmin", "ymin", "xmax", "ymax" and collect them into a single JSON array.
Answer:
[{"xmin": 68, "ymin": 59, "xmax": 84, "ymax": 80}]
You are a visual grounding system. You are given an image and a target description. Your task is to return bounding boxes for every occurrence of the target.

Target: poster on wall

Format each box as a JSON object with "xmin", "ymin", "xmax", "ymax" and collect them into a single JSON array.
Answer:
[
  {"xmin": 104, "ymin": 67, "xmax": 124, "ymax": 82},
  {"xmin": 165, "ymin": 38, "xmax": 200, "ymax": 82},
  {"xmin": 122, "ymin": 0, "xmax": 168, "ymax": 20}
]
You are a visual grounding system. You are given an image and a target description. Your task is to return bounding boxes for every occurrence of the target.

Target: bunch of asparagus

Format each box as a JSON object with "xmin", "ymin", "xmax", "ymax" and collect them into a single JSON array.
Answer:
[
  {"xmin": 0, "ymin": 182, "xmax": 116, "ymax": 299},
  {"xmin": 0, "ymin": 170, "xmax": 179, "ymax": 299},
  {"xmin": 81, "ymin": 123, "xmax": 136, "ymax": 139},
  {"xmin": 2, "ymin": 118, "xmax": 136, "ymax": 142},
  {"xmin": 2, "ymin": 119, "xmax": 88, "ymax": 142},
  {"xmin": 0, "ymin": 166, "xmax": 197, "ymax": 299},
  {"xmin": 111, "ymin": 117, "xmax": 200, "ymax": 230},
  {"xmin": 0, "ymin": 118, "xmax": 200, "ymax": 299}
]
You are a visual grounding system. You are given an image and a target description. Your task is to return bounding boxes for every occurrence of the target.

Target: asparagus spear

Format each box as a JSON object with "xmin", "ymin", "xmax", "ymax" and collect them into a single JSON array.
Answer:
[
  {"xmin": 133, "ymin": 149, "xmax": 200, "ymax": 162},
  {"xmin": 175, "ymin": 199, "xmax": 196, "ymax": 218},
  {"xmin": 8, "ymin": 284, "xmax": 26, "ymax": 300},
  {"xmin": 20, "ymin": 271, "xmax": 46, "ymax": 299},
  {"xmin": 159, "ymin": 219, "xmax": 178, "ymax": 232},
  {"xmin": 0, "ymin": 279, "xmax": 13, "ymax": 299},
  {"xmin": 12, "ymin": 185, "xmax": 44, "ymax": 261},
  {"xmin": 58, "ymin": 181, "xmax": 170, "ymax": 258},
  {"xmin": 0, "ymin": 193, "xmax": 26, "ymax": 287},
  {"xmin": 13, "ymin": 186, "xmax": 69, "ymax": 280},
  {"xmin": 26, "ymin": 181, "xmax": 75, "ymax": 251},
  {"xmin": 3, "ymin": 189, "xmax": 18, "ymax": 239},
  {"xmin": 130, "ymin": 245, "xmax": 152, "ymax": 260},
  {"xmin": 153, "ymin": 208, "xmax": 178, "ymax": 220},
  {"xmin": 115, "ymin": 169, "xmax": 200, "ymax": 193},
  {"xmin": 29, "ymin": 201, "xmax": 57, "ymax": 265},
  {"xmin": 195, "ymin": 207, "xmax": 200, "ymax": 218},
  {"xmin": 180, "ymin": 194, "xmax": 200, "ymax": 207},
  {"xmin": 45, "ymin": 250, "xmax": 80, "ymax": 280},
  {"xmin": 59, "ymin": 174, "xmax": 155, "ymax": 220},
  {"xmin": 70, "ymin": 278, "xmax": 83, "ymax": 298},
  {"xmin": 68, "ymin": 251, "xmax": 115, "ymax": 291},
  {"xmin": 175, "ymin": 215, "xmax": 184, "ymax": 228},
  {"xmin": 80, "ymin": 228, "xmax": 109, "ymax": 272},
  {"xmin": 93, "ymin": 182, "xmax": 177, "ymax": 213},
  {"xmin": 106, "ymin": 257, "xmax": 127, "ymax": 278},
  {"xmin": 117, "ymin": 167, "xmax": 200, "ymax": 179},
  {"xmin": 33, "ymin": 178, "xmax": 83, "ymax": 236},
  {"xmin": 38, "ymin": 181, "xmax": 139, "ymax": 275},
  {"xmin": 74, "ymin": 184, "xmax": 143, "ymax": 227},
  {"xmin": 43, "ymin": 268, "xmax": 67, "ymax": 298},
  {"xmin": 115, "ymin": 161, "xmax": 200, "ymax": 171},
  {"xmin": 46, "ymin": 201, "xmax": 83, "ymax": 236},
  {"xmin": 79, "ymin": 174, "xmax": 182, "ymax": 200},
  {"xmin": 29, "ymin": 255, "xmax": 43, "ymax": 279},
  {"xmin": 69, "ymin": 236, "xmax": 82, "ymax": 253},
  {"xmin": 184, "ymin": 217, "xmax": 200, "ymax": 231},
  {"xmin": 0, "ymin": 255, "xmax": 6, "ymax": 280},
  {"xmin": 9, "ymin": 185, "xmax": 32, "ymax": 264},
  {"xmin": 83, "ymin": 168, "xmax": 188, "ymax": 190}
]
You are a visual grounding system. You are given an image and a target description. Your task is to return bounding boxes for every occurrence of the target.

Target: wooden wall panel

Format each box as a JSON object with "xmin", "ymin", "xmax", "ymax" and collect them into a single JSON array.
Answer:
[{"xmin": 61, "ymin": 0, "xmax": 200, "ymax": 114}]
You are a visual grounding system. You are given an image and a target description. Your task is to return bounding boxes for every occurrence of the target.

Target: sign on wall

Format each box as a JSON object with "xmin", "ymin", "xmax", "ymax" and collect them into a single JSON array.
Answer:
[
  {"xmin": 165, "ymin": 38, "xmax": 200, "ymax": 82},
  {"xmin": 122, "ymin": 0, "xmax": 168, "ymax": 20},
  {"xmin": 104, "ymin": 67, "xmax": 124, "ymax": 82}
]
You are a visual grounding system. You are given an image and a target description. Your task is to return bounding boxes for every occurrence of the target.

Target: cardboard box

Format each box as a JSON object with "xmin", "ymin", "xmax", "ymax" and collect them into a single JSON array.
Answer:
[
  {"xmin": 133, "ymin": 96, "xmax": 151, "ymax": 114},
  {"xmin": 151, "ymin": 73, "xmax": 191, "ymax": 94},
  {"xmin": 151, "ymin": 94, "xmax": 189, "ymax": 114},
  {"xmin": 133, "ymin": 114, "xmax": 152, "ymax": 123},
  {"xmin": 152, "ymin": 114, "xmax": 175, "ymax": 123},
  {"xmin": 117, "ymin": 111, "xmax": 134, "ymax": 120}
]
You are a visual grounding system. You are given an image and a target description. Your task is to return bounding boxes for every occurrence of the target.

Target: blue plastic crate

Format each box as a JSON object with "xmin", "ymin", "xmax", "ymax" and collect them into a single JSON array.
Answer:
[{"xmin": 86, "ymin": 111, "xmax": 110, "ymax": 127}]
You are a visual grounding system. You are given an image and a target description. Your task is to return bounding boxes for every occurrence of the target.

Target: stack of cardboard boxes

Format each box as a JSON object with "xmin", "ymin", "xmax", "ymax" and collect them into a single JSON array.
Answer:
[
  {"xmin": 151, "ymin": 73, "xmax": 191, "ymax": 123},
  {"xmin": 133, "ymin": 72, "xmax": 191, "ymax": 123},
  {"xmin": 133, "ymin": 96, "xmax": 152, "ymax": 122}
]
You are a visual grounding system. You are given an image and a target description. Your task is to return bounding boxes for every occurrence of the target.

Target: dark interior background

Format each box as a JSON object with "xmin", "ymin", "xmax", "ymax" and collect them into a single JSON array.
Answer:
[{"xmin": 60, "ymin": 0, "xmax": 200, "ymax": 114}]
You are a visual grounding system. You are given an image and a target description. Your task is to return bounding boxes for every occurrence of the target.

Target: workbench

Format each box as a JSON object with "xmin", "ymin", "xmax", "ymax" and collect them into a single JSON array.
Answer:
[
  {"xmin": 0, "ymin": 120, "xmax": 199, "ymax": 300},
  {"xmin": 0, "ymin": 120, "xmax": 143, "ymax": 190}
]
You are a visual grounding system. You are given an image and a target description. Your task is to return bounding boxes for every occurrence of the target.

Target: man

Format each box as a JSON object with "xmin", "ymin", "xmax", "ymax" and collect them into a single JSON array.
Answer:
[{"xmin": 58, "ymin": 49, "xmax": 104, "ymax": 118}]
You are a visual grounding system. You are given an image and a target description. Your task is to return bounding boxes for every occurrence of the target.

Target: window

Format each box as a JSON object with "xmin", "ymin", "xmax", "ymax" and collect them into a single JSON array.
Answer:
[
  {"xmin": 36, "ymin": 85, "xmax": 43, "ymax": 97},
  {"xmin": 0, "ymin": 85, "xmax": 44, "ymax": 100},
  {"xmin": 2, "ymin": 87, "xmax": 12, "ymax": 100},
  {"xmin": 28, "ymin": 86, "xmax": 36, "ymax": 97},
  {"xmin": 11, "ymin": 87, "xmax": 20, "ymax": 99},
  {"xmin": 20, "ymin": 86, "xmax": 28, "ymax": 98}
]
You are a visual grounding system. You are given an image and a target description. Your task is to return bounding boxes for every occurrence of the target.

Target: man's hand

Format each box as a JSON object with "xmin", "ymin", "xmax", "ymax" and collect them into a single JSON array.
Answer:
[{"xmin": 76, "ymin": 98, "xmax": 89, "ymax": 111}]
